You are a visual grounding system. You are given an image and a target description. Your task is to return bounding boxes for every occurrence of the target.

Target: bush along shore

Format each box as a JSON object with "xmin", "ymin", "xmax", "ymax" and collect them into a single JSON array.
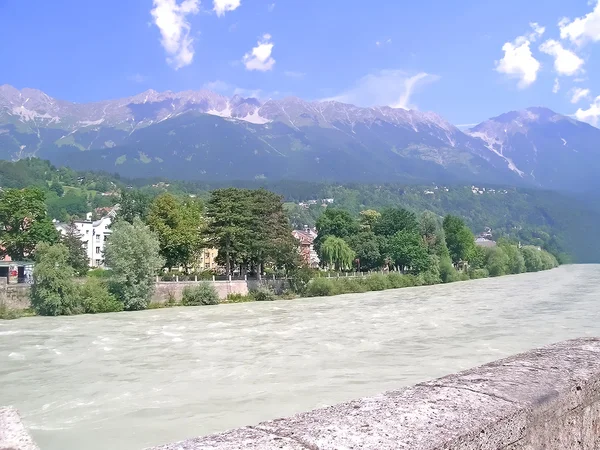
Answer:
[{"xmin": 0, "ymin": 186, "xmax": 559, "ymax": 319}]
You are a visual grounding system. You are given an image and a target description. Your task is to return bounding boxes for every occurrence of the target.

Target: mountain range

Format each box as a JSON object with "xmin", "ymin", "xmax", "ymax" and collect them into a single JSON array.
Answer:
[{"xmin": 1, "ymin": 84, "xmax": 599, "ymax": 191}]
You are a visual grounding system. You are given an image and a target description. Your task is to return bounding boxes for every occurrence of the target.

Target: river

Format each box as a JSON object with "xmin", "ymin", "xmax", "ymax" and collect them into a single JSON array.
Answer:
[{"xmin": 1, "ymin": 265, "xmax": 600, "ymax": 449}]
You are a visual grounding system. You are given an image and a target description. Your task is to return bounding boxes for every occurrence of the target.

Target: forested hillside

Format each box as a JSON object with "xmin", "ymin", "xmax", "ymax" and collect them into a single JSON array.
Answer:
[{"xmin": 1, "ymin": 158, "xmax": 599, "ymax": 263}]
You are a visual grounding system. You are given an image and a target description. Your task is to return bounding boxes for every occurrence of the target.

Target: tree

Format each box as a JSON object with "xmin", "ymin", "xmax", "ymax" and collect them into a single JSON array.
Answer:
[
  {"xmin": 388, "ymin": 230, "xmax": 430, "ymax": 274},
  {"xmin": 346, "ymin": 231, "xmax": 381, "ymax": 270},
  {"xmin": 104, "ymin": 217, "xmax": 164, "ymax": 310},
  {"xmin": 314, "ymin": 208, "xmax": 359, "ymax": 254},
  {"xmin": 359, "ymin": 210, "xmax": 381, "ymax": 231},
  {"xmin": 147, "ymin": 193, "xmax": 204, "ymax": 270},
  {"xmin": 0, "ymin": 187, "xmax": 59, "ymax": 260},
  {"xmin": 30, "ymin": 243, "xmax": 80, "ymax": 316},
  {"xmin": 116, "ymin": 189, "xmax": 151, "ymax": 224},
  {"xmin": 443, "ymin": 215, "xmax": 476, "ymax": 265},
  {"xmin": 320, "ymin": 236, "xmax": 356, "ymax": 271},
  {"xmin": 206, "ymin": 188, "xmax": 254, "ymax": 275},
  {"xmin": 373, "ymin": 208, "xmax": 418, "ymax": 237},
  {"xmin": 484, "ymin": 247, "xmax": 509, "ymax": 277},
  {"xmin": 60, "ymin": 221, "xmax": 89, "ymax": 276},
  {"xmin": 419, "ymin": 211, "xmax": 449, "ymax": 257},
  {"xmin": 499, "ymin": 241, "xmax": 525, "ymax": 274},
  {"xmin": 49, "ymin": 181, "xmax": 64, "ymax": 197}
]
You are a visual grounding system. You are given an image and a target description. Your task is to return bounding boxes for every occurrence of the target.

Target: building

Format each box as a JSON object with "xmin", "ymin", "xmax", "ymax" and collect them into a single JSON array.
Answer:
[
  {"xmin": 292, "ymin": 228, "xmax": 320, "ymax": 268},
  {"xmin": 55, "ymin": 206, "xmax": 119, "ymax": 268},
  {"xmin": 196, "ymin": 248, "xmax": 219, "ymax": 271},
  {"xmin": 475, "ymin": 237, "xmax": 497, "ymax": 248}
]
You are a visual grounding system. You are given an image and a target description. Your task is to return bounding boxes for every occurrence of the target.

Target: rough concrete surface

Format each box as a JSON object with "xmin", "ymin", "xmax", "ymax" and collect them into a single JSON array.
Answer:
[
  {"xmin": 0, "ymin": 407, "xmax": 39, "ymax": 450},
  {"xmin": 146, "ymin": 338, "xmax": 600, "ymax": 450}
]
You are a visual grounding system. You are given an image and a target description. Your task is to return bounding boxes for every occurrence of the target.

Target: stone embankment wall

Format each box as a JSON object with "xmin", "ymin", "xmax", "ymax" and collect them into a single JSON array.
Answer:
[
  {"xmin": 0, "ymin": 280, "xmax": 30, "ymax": 311},
  {"xmin": 0, "ymin": 279, "xmax": 290, "ymax": 310},
  {"xmin": 146, "ymin": 337, "xmax": 600, "ymax": 450},
  {"xmin": 3, "ymin": 338, "xmax": 600, "ymax": 449}
]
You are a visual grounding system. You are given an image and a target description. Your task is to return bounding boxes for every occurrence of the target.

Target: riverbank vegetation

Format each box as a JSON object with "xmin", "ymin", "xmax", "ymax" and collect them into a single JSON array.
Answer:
[{"xmin": 0, "ymin": 169, "xmax": 559, "ymax": 318}]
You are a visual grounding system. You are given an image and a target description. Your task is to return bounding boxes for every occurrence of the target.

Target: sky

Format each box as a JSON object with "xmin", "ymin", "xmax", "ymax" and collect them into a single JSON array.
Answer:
[{"xmin": 2, "ymin": 0, "xmax": 600, "ymax": 127}]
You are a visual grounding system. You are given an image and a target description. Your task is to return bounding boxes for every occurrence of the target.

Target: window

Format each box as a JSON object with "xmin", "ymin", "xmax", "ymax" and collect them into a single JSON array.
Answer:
[
  {"xmin": 95, "ymin": 259, "xmax": 101, "ymax": 266},
  {"xmin": 104, "ymin": 235, "xmax": 108, "ymax": 241},
  {"xmin": 204, "ymin": 263, "xmax": 210, "ymax": 269},
  {"xmin": 86, "ymin": 230, "xmax": 89, "ymax": 234},
  {"xmin": 205, "ymin": 252, "xmax": 210, "ymax": 259},
  {"xmin": 96, "ymin": 247, "xmax": 101, "ymax": 254},
  {"xmin": 96, "ymin": 234, "xmax": 100, "ymax": 240}
]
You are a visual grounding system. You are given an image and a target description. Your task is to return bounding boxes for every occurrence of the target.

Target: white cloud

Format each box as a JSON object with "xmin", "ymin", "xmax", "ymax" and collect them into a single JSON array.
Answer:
[
  {"xmin": 243, "ymin": 34, "xmax": 276, "ymax": 71},
  {"xmin": 553, "ymin": 78, "xmax": 560, "ymax": 94},
  {"xmin": 375, "ymin": 38, "xmax": 392, "ymax": 47},
  {"xmin": 575, "ymin": 95, "xmax": 600, "ymax": 126},
  {"xmin": 151, "ymin": 0, "xmax": 200, "ymax": 70},
  {"xmin": 324, "ymin": 70, "xmax": 439, "ymax": 109},
  {"xmin": 495, "ymin": 23, "xmax": 545, "ymax": 88},
  {"xmin": 539, "ymin": 39, "xmax": 584, "ymax": 76},
  {"xmin": 559, "ymin": 1, "xmax": 600, "ymax": 46},
  {"xmin": 571, "ymin": 87, "xmax": 591, "ymax": 104},
  {"xmin": 284, "ymin": 71, "xmax": 306, "ymax": 78},
  {"xmin": 213, "ymin": 0, "xmax": 241, "ymax": 16},
  {"xmin": 202, "ymin": 80, "xmax": 232, "ymax": 92},
  {"xmin": 267, "ymin": 3, "xmax": 275, "ymax": 12}
]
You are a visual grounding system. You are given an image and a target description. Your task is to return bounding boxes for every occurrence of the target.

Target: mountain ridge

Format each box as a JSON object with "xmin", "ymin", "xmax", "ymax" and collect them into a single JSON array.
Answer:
[{"xmin": 1, "ymin": 84, "xmax": 598, "ymax": 190}]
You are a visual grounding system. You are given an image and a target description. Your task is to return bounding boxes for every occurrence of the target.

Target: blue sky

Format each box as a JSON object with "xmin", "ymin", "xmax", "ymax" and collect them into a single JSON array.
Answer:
[{"xmin": 2, "ymin": 0, "xmax": 600, "ymax": 126}]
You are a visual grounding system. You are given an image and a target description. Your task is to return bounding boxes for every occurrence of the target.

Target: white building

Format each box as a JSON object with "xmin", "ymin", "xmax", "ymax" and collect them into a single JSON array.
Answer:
[{"xmin": 55, "ymin": 207, "xmax": 118, "ymax": 268}]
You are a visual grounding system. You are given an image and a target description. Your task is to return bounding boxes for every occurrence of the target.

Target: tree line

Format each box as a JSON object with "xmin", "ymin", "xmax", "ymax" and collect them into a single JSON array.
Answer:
[{"xmin": 0, "ymin": 185, "xmax": 559, "ymax": 317}]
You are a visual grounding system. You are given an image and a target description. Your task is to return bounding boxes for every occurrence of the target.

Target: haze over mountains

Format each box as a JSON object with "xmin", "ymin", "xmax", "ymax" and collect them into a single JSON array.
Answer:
[{"xmin": 1, "ymin": 84, "xmax": 598, "ymax": 191}]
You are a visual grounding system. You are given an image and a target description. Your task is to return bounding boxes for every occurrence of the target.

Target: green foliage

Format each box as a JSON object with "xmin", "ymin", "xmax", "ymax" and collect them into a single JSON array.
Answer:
[
  {"xmin": 364, "ymin": 273, "xmax": 390, "ymax": 291},
  {"xmin": 484, "ymin": 247, "xmax": 510, "ymax": 277},
  {"xmin": 104, "ymin": 217, "xmax": 164, "ymax": 310},
  {"xmin": 469, "ymin": 268, "xmax": 490, "ymax": 279},
  {"xmin": 320, "ymin": 236, "xmax": 356, "ymax": 271},
  {"xmin": 181, "ymin": 283, "xmax": 220, "ymax": 306},
  {"xmin": 420, "ymin": 255, "xmax": 442, "ymax": 285},
  {"xmin": 0, "ymin": 187, "xmax": 59, "ymax": 260},
  {"xmin": 117, "ymin": 189, "xmax": 151, "ymax": 224},
  {"xmin": 359, "ymin": 209, "xmax": 381, "ymax": 231},
  {"xmin": 443, "ymin": 215, "xmax": 476, "ymax": 264},
  {"xmin": 305, "ymin": 277, "xmax": 339, "ymax": 297},
  {"xmin": 60, "ymin": 222, "xmax": 89, "ymax": 276},
  {"xmin": 314, "ymin": 208, "xmax": 359, "ymax": 254},
  {"xmin": 87, "ymin": 268, "xmax": 114, "ymax": 278},
  {"xmin": 288, "ymin": 266, "xmax": 316, "ymax": 295},
  {"xmin": 345, "ymin": 231, "xmax": 381, "ymax": 270},
  {"xmin": 252, "ymin": 286, "xmax": 276, "ymax": 302},
  {"xmin": 226, "ymin": 293, "xmax": 255, "ymax": 303},
  {"xmin": 31, "ymin": 243, "xmax": 80, "ymax": 316},
  {"xmin": 206, "ymin": 188, "xmax": 297, "ymax": 275},
  {"xmin": 373, "ymin": 208, "xmax": 418, "ymax": 237},
  {"xmin": 439, "ymin": 255, "xmax": 459, "ymax": 283},
  {"xmin": 147, "ymin": 193, "xmax": 204, "ymax": 269},
  {"xmin": 49, "ymin": 181, "xmax": 64, "ymax": 197},
  {"xmin": 499, "ymin": 243, "xmax": 526, "ymax": 274},
  {"xmin": 388, "ymin": 230, "xmax": 430, "ymax": 274},
  {"xmin": 78, "ymin": 278, "xmax": 123, "ymax": 314}
]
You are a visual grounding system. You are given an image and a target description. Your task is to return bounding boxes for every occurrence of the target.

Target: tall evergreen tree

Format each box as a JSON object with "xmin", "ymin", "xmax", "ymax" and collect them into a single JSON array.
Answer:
[{"xmin": 60, "ymin": 221, "xmax": 89, "ymax": 276}]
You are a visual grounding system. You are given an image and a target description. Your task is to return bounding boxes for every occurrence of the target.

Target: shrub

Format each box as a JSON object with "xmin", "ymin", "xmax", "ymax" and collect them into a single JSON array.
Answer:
[
  {"xmin": 386, "ymin": 272, "xmax": 405, "ymax": 289},
  {"xmin": 469, "ymin": 268, "xmax": 489, "ymax": 279},
  {"xmin": 288, "ymin": 266, "xmax": 315, "ymax": 295},
  {"xmin": 305, "ymin": 277, "xmax": 338, "ymax": 297},
  {"xmin": 87, "ymin": 268, "xmax": 114, "ymax": 279},
  {"xmin": 439, "ymin": 256, "xmax": 459, "ymax": 283},
  {"xmin": 79, "ymin": 278, "xmax": 123, "ymax": 314},
  {"xmin": 252, "ymin": 286, "xmax": 276, "ymax": 302},
  {"xmin": 181, "ymin": 283, "xmax": 220, "ymax": 306},
  {"xmin": 31, "ymin": 243, "xmax": 81, "ymax": 316},
  {"xmin": 364, "ymin": 273, "xmax": 390, "ymax": 291},
  {"xmin": 226, "ymin": 293, "xmax": 255, "ymax": 303},
  {"xmin": 484, "ymin": 247, "xmax": 509, "ymax": 277}
]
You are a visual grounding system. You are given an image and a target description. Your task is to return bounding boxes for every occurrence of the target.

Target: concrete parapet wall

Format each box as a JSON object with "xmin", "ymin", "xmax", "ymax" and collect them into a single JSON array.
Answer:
[
  {"xmin": 151, "ymin": 280, "xmax": 249, "ymax": 303},
  {"xmin": 0, "ymin": 407, "xmax": 39, "ymax": 450},
  {"xmin": 0, "ymin": 284, "xmax": 30, "ymax": 311},
  {"xmin": 148, "ymin": 337, "xmax": 600, "ymax": 450}
]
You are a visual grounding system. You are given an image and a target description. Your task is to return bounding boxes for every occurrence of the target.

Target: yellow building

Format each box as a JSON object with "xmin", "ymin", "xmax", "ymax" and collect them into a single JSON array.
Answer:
[{"xmin": 196, "ymin": 248, "xmax": 219, "ymax": 271}]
